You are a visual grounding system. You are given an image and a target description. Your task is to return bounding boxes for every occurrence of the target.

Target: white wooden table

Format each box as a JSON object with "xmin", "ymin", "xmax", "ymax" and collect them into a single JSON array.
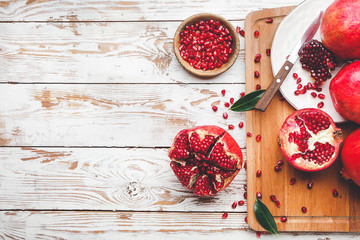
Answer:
[{"xmin": 0, "ymin": 0, "xmax": 359, "ymax": 239}]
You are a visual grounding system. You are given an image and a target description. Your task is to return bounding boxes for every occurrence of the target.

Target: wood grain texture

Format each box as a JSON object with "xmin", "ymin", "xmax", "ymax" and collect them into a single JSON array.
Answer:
[
  {"xmin": 0, "ymin": 147, "xmax": 247, "ymax": 211},
  {"xmin": 0, "ymin": 21, "xmax": 245, "ymax": 83},
  {"xmin": 245, "ymin": 7, "xmax": 360, "ymax": 232},
  {"xmin": 0, "ymin": 84, "xmax": 246, "ymax": 147},
  {"xmin": 0, "ymin": 0, "xmax": 303, "ymax": 21}
]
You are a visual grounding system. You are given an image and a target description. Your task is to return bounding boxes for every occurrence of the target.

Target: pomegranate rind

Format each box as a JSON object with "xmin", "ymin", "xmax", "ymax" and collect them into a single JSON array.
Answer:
[
  {"xmin": 329, "ymin": 60, "xmax": 360, "ymax": 125},
  {"xmin": 341, "ymin": 129, "xmax": 360, "ymax": 187},
  {"xmin": 279, "ymin": 108, "xmax": 342, "ymax": 172},
  {"xmin": 168, "ymin": 125, "xmax": 243, "ymax": 196}
]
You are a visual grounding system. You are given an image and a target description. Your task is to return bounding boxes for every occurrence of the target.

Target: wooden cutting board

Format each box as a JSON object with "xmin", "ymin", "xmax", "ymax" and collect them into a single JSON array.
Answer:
[{"xmin": 245, "ymin": 6, "xmax": 360, "ymax": 232}]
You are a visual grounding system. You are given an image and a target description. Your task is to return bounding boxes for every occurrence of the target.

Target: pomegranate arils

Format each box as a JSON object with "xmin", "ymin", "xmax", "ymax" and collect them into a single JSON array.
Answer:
[
  {"xmin": 254, "ymin": 30, "xmax": 259, "ymax": 38},
  {"xmin": 318, "ymin": 94, "xmax": 325, "ymax": 99},
  {"xmin": 247, "ymin": 132, "xmax": 252, "ymax": 137},
  {"xmin": 266, "ymin": 48, "xmax": 271, "ymax": 56},
  {"xmin": 254, "ymin": 54, "xmax": 261, "ymax": 63},
  {"xmin": 275, "ymin": 200, "xmax": 280, "ymax": 208},
  {"xmin": 244, "ymin": 216, "xmax": 248, "ymax": 223},
  {"xmin": 270, "ymin": 195, "xmax": 277, "ymax": 202},
  {"xmin": 238, "ymin": 200, "xmax": 245, "ymax": 206},
  {"xmin": 240, "ymin": 92, "xmax": 245, "ymax": 97},
  {"xmin": 297, "ymin": 84, "xmax": 303, "ymax": 90},
  {"xmin": 281, "ymin": 216, "xmax": 287, "ymax": 222},
  {"xmin": 274, "ymin": 165, "xmax": 282, "ymax": 172},
  {"xmin": 290, "ymin": 177, "xmax": 296, "ymax": 185},
  {"xmin": 222, "ymin": 212, "xmax": 228, "ymax": 219},
  {"xmin": 224, "ymin": 102, "xmax": 230, "ymax": 108},
  {"xmin": 240, "ymin": 30, "xmax": 245, "ymax": 37},
  {"xmin": 230, "ymin": 98, "xmax": 234, "ymax": 104},
  {"xmin": 256, "ymin": 232, "xmax": 261, "ymax": 238},
  {"xmin": 232, "ymin": 201, "xmax": 237, "ymax": 209},
  {"xmin": 254, "ymin": 70, "xmax": 260, "ymax": 78},
  {"xmin": 244, "ymin": 184, "xmax": 247, "ymax": 191},
  {"xmin": 317, "ymin": 101, "xmax": 324, "ymax": 108},
  {"xmin": 265, "ymin": 18, "xmax": 273, "ymax": 23},
  {"xmin": 256, "ymin": 170, "xmax": 262, "ymax": 177},
  {"xmin": 293, "ymin": 73, "xmax": 298, "ymax": 79},
  {"xmin": 244, "ymin": 192, "xmax": 247, "ymax": 199},
  {"xmin": 223, "ymin": 112, "xmax": 228, "ymax": 119},
  {"xmin": 236, "ymin": 26, "xmax": 240, "ymax": 33},
  {"xmin": 301, "ymin": 207, "xmax": 307, "ymax": 213},
  {"xmin": 238, "ymin": 122, "xmax": 244, "ymax": 128},
  {"xmin": 296, "ymin": 78, "xmax": 302, "ymax": 84},
  {"xmin": 256, "ymin": 84, "xmax": 261, "ymax": 90},
  {"xmin": 256, "ymin": 134, "xmax": 261, "ymax": 142},
  {"xmin": 277, "ymin": 160, "xmax": 284, "ymax": 166},
  {"xmin": 307, "ymin": 181, "xmax": 313, "ymax": 189},
  {"xmin": 299, "ymin": 39, "xmax": 338, "ymax": 86},
  {"xmin": 332, "ymin": 189, "xmax": 339, "ymax": 197},
  {"xmin": 228, "ymin": 124, "xmax": 234, "ymax": 130},
  {"xmin": 256, "ymin": 191, "xmax": 262, "ymax": 199},
  {"xmin": 221, "ymin": 89, "xmax": 226, "ymax": 96},
  {"xmin": 212, "ymin": 105, "xmax": 218, "ymax": 112},
  {"xmin": 311, "ymin": 92, "xmax": 317, "ymax": 98}
]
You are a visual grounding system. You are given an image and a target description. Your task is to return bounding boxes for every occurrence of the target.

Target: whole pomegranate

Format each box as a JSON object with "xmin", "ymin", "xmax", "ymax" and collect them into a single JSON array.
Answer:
[
  {"xmin": 168, "ymin": 125, "xmax": 242, "ymax": 196},
  {"xmin": 341, "ymin": 129, "xmax": 360, "ymax": 187},
  {"xmin": 320, "ymin": 0, "xmax": 360, "ymax": 60},
  {"xmin": 278, "ymin": 108, "xmax": 342, "ymax": 172},
  {"xmin": 329, "ymin": 60, "xmax": 360, "ymax": 124}
]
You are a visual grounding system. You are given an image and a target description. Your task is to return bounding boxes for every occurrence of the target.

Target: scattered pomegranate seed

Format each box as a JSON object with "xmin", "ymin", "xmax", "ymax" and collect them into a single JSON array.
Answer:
[
  {"xmin": 244, "ymin": 192, "xmax": 247, "ymax": 199},
  {"xmin": 256, "ymin": 232, "xmax": 261, "ymax": 238},
  {"xmin": 256, "ymin": 170, "xmax": 262, "ymax": 177},
  {"xmin": 290, "ymin": 177, "xmax": 296, "ymax": 185},
  {"xmin": 332, "ymin": 189, "xmax": 339, "ymax": 197},
  {"xmin": 236, "ymin": 26, "xmax": 241, "ymax": 33},
  {"xmin": 277, "ymin": 160, "xmax": 284, "ymax": 166},
  {"xmin": 256, "ymin": 191, "xmax": 262, "ymax": 199},
  {"xmin": 240, "ymin": 30, "xmax": 245, "ymax": 37},
  {"xmin": 223, "ymin": 112, "xmax": 228, "ymax": 119},
  {"xmin": 244, "ymin": 216, "xmax": 248, "ymax": 223},
  {"xmin": 270, "ymin": 195, "xmax": 277, "ymax": 202},
  {"xmin": 222, "ymin": 212, "xmax": 228, "ymax": 219},
  {"xmin": 316, "ymin": 87, "xmax": 323, "ymax": 92},
  {"xmin": 256, "ymin": 134, "xmax": 261, "ymax": 142},
  {"xmin": 254, "ymin": 70, "xmax": 260, "ymax": 78},
  {"xmin": 254, "ymin": 54, "xmax": 261, "ymax": 63},
  {"xmin": 280, "ymin": 216, "xmax": 287, "ymax": 222},
  {"xmin": 275, "ymin": 200, "xmax": 280, "ymax": 208},
  {"xmin": 256, "ymin": 84, "xmax": 261, "ymax": 90},
  {"xmin": 212, "ymin": 105, "xmax": 218, "ymax": 112},
  {"xmin": 307, "ymin": 181, "xmax": 313, "ymax": 189},
  {"xmin": 286, "ymin": 55, "xmax": 290, "ymax": 60},
  {"xmin": 247, "ymin": 132, "xmax": 252, "ymax": 137},
  {"xmin": 296, "ymin": 78, "xmax": 302, "ymax": 84},
  {"xmin": 266, "ymin": 48, "xmax": 271, "ymax": 56},
  {"xmin": 240, "ymin": 92, "xmax": 245, "ymax": 97},
  {"xmin": 297, "ymin": 84, "xmax": 303, "ymax": 89},
  {"xmin": 294, "ymin": 90, "xmax": 300, "ymax": 96},
  {"xmin": 232, "ymin": 201, "xmax": 238, "ymax": 209},
  {"xmin": 230, "ymin": 98, "xmax": 234, "ymax": 104},
  {"xmin": 224, "ymin": 102, "xmax": 230, "ymax": 108},
  {"xmin": 254, "ymin": 30, "xmax": 259, "ymax": 38},
  {"xmin": 317, "ymin": 101, "xmax": 324, "ymax": 108},
  {"xmin": 238, "ymin": 200, "xmax": 245, "ymax": 206},
  {"xmin": 238, "ymin": 122, "xmax": 244, "ymax": 128},
  {"xmin": 221, "ymin": 89, "xmax": 226, "ymax": 96},
  {"xmin": 301, "ymin": 207, "xmax": 307, "ymax": 213},
  {"xmin": 265, "ymin": 18, "xmax": 273, "ymax": 23},
  {"xmin": 243, "ymin": 162, "xmax": 247, "ymax": 170},
  {"xmin": 244, "ymin": 184, "xmax": 247, "ymax": 191},
  {"xmin": 318, "ymin": 94, "xmax": 325, "ymax": 99},
  {"xmin": 228, "ymin": 124, "xmax": 234, "ymax": 130},
  {"xmin": 274, "ymin": 165, "xmax": 282, "ymax": 172},
  {"xmin": 279, "ymin": 96, "xmax": 285, "ymax": 101},
  {"xmin": 293, "ymin": 73, "xmax": 298, "ymax": 79},
  {"xmin": 311, "ymin": 92, "xmax": 317, "ymax": 98},
  {"xmin": 300, "ymin": 88, "xmax": 307, "ymax": 94}
]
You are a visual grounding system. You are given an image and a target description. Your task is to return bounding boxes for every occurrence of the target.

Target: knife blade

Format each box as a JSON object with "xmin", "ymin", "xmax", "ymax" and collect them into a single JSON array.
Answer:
[{"xmin": 254, "ymin": 11, "xmax": 323, "ymax": 112}]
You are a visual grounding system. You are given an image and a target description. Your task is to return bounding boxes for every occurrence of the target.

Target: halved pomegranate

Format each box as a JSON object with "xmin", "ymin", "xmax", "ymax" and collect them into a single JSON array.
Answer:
[
  {"xmin": 278, "ymin": 109, "xmax": 342, "ymax": 172},
  {"xmin": 169, "ymin": 125, "xmax": 243, "ymax": 196},
  {"xmin": 341, "ymin": 129, "xmax": 360, "ymax": 187}
]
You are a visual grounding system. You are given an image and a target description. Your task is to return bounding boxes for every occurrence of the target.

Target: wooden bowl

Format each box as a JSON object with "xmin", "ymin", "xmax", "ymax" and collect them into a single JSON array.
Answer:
[{"xmin": 174, "ymin": 13, "xmax": 240, "ymax": 78}]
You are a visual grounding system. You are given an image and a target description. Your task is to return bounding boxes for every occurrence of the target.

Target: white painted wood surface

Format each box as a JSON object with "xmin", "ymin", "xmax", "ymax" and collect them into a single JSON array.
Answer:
[{"xmin": 1, "ymin": 0, "xmax": 360, "ymax": 239}]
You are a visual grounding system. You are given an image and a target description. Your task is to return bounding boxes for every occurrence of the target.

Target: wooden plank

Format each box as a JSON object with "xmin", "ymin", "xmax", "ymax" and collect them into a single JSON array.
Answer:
[
  {"xmin": 0, "ymin": 147, "xmax": 247, "ymax": 211},
  {"xmin": 0, "ymin": 84, "xmax": 246, "ymax": 147},
  {"xmin": 245, "ymin": 7, "xmax": 360, "ymax": 232},
  {"xmin": 0, "ymin": 0, "xmax": 303, "ymax": 21},
  {"xmin": 0, "ymin": 21, "xmax": 244, "ymax": 84},
  {"xmin": 1, "ymin": 211, "xmax": 360, "ymax": 239}
]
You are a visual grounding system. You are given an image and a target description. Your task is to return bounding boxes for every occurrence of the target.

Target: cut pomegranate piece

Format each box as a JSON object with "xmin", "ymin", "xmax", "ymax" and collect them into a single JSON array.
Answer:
[
  {"xmin": 169, "ymin": 126, "xmax": 243, "ymax": 196},
  {"xmin": 298, "ymin": 39, "xmax": 338, "ymax": 86},
  {"xmin": 278, "ymin": 108, "xmax": 342, "ymax": 172}
]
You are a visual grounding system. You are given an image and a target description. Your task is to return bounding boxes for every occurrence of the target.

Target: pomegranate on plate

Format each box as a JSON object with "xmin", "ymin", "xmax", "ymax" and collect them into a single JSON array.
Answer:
[
  {"xmin": 341, "ymin": 129, "xmax": 360, "ymax": 187},
  {"xmin": 168, "ymin": 125, "xmax": 242, "ymax": 196},
  {"xmin": 278, "ymin": 108, "xmax": 342, "ymax": 172},
  {"xmin": 320, "ymin": 0, "xmax": 360, "ymax": 60},
  {"xmin": 329, "ymin": 60, "xmax": 360, "ymax": 125}
]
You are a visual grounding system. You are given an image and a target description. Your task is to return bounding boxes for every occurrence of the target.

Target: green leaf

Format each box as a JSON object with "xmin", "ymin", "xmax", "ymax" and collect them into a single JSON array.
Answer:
[
  {"xmin": 254, "ymin": 198, "xmax": 279, "ymax": 235},
  {"xmin": 229, "ymin": 89, "xmax": 265, "ymax": 112}
]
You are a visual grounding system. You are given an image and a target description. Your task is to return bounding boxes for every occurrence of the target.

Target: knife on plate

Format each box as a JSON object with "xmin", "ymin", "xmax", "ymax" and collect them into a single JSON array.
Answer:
[{"xmin": 254, "ymin": 11, "xmax": 323, "ymax": 112}]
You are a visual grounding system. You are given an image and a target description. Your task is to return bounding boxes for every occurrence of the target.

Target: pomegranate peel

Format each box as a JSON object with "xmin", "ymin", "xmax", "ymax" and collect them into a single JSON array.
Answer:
[
  {"xmin": 340, "ymin": 129, "xmax": 360, "ymax": 187},
  {"xmin": 169, "ymin": 125, "xmax": 242, "ymax": 196},
  {"xmin": 278, "ymin": 108, "xmax": 342, "ymax": 172}
]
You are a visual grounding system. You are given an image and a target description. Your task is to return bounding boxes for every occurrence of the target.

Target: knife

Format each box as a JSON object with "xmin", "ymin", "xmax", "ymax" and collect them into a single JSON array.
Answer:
[{"xmin": 254, "ymin": 11, "xmax": 323, "ymax": 112}]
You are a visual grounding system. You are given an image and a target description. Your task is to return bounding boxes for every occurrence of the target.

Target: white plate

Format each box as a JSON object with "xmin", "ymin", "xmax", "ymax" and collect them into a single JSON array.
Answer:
[{"xmin": 271, "ymin": 0, "xmax": 346, "ymax": 123}]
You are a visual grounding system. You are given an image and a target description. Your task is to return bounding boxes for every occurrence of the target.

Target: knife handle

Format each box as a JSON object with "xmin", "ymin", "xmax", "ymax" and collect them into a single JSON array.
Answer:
[{"xmin": 254, "ymin": 60, "xmax": 294, "ymax": 112}]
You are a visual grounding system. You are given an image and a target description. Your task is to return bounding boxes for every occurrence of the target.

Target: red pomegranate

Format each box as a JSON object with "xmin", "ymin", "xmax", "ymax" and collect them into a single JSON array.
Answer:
[
  {"xmin": 278, "ymin": 108, "xmax": 342, "ymax": 172},
  {"xmin": 329, "ymin": 60, "xmax": 360, "ymax": 124},
  {"xmin": 341, "ymin": 129, "xmax": 360, "ymax": 187},
  {"xmin": 168, "ymin": 125, "xmax": 242, "ymax": 196},
  {"xmin": 320, "ymin": 0, "xmax": 360, "ymax": 60}
]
